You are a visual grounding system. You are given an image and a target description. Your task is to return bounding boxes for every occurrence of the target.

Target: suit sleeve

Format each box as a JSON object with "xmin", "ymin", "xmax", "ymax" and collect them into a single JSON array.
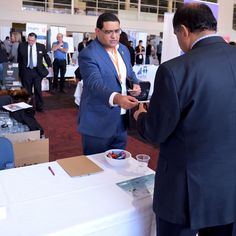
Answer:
[
  {"xmin": 42, "ymin": 45, "xmax": 52, "ymax": 67},
  {"xmin": 121, "ymin": 44, "xmax": 139, "ymax": 84},
  {"xmin": 79, "ymin": 48, "xmax": 115, "ymax": 106},
  {"xmin": 137, "ymin": 64, "xmax": 181, "ymax": 144}
]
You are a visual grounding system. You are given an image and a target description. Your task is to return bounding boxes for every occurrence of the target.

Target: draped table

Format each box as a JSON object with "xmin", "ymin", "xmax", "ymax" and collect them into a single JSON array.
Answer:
[{"xmin": 0, "ymin": 152, "xmax": 156, "ymax": 236}]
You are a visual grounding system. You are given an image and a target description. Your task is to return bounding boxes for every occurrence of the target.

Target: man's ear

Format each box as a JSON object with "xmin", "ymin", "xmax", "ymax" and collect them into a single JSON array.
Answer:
[
  {"xmin": 180, "ymin": 25, "xmax": 190, "ymax": 38},
  {"xmin": 95, "ymin": 28, "xmax": 99, "ymax": 36}
]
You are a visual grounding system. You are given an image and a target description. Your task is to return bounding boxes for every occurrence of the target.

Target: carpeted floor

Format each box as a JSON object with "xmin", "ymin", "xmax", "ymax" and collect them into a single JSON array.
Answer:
[{"xmin": 35, "ymin": 81, "xmax": 159, "ymax": 171}]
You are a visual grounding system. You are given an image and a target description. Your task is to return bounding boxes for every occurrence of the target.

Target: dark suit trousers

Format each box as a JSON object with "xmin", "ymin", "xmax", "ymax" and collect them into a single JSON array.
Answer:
[
  {"xmin": 22, "ymin": 68, "xmax": 43, "ymax": 110},
  {"xmin": 53, "ymin": 59, "xmax": 66, "ymax": 90},
  {"xmin": 81, "ymin": 115, "xmax": 127, "ymax": 155},
  {"xmin": 156, "ymin": 216, "xmax": 235, "ymax": 236}
]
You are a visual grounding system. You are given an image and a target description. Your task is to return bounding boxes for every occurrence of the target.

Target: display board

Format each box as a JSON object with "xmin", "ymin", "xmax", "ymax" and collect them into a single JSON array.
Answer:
[{"xmin": 26, "ymin": 22, "xmax": 47, "ymax": 45}]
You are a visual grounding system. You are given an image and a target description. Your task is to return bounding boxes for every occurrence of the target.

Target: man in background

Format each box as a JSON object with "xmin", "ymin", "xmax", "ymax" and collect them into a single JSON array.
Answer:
[
  {"xmin": 78, "ymin": 12, "xmax": 141, "ymax": 155},
  {"xmin": 18, "ymin": 32, "xmax": 52, "ymax": 112},
  {"xmin": 145, "ymin": 39, "xmax": 152, "ymax": 64},
  {"xmin": 78, "ymin": 37, "xmax": 88, "ymax": 53},
  {"xmin": 156, "ymin": 41, "xmax": 162, "ymax": 65},
  {"xmin": 134, "ymin": 3, "xmax": 236, "ymax": 236},
  {"xmin": 135, "ymin": 40, "xmax": 145, "ymax": 65},
  {"xmin": 128, "ymin": 40, "xmax": 135, "ymax": 66},
  {"xmin": 51, "ymin": 33, "xmax": 68, "ymax": 93}
]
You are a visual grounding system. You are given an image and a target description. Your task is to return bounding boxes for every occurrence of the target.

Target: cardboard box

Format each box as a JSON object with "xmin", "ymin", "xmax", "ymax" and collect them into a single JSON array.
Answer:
[
  {"xmin": 5, "ymin": 130, "xmax": 40, "ymax": 143},
  {"xmin": 5, "ymin": 131, "xmax": 49, "ymax": 167},
  {"xmin": 13, "ymin": 139, "xmax": 49, "ymax": 167}
]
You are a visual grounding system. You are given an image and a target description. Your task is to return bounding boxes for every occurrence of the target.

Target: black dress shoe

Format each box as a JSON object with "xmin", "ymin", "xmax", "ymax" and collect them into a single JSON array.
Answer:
[
  {"xmin": 60, "ymin": 89, "xmax": 67, "ymax": 94},
  {"xmin": 50, "ymin": 88, "xmax": 57, "ymax": 94},
  {"xmin": 36, "ymin": 108, "xmax": 45, "ymax": 113}
]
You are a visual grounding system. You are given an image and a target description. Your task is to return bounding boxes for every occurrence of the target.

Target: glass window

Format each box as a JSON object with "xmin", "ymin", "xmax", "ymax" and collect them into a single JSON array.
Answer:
[{"xmin": 22, "ymin": 0, "xmax": 219, "ymax": 23}]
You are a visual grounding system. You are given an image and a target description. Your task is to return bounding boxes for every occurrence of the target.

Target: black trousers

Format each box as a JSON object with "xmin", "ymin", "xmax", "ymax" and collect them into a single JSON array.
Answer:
[
  {"xmin": 22, "ymin": 68, "xmax": 43, "ymax": 111},
  {"xmin": 81, "ymin": 115, "xmax": 127, "ymax": 155},
  {"xmin": 53, "ymin": 59, "xmax": 66, "ymax": 90},
  {"xmin": 157, "ymin": 53, "xmax": 161, "ymax": 65},
  {"xmin": 156, "ymin": 217, "xmax": 235, "ymax": 236}
]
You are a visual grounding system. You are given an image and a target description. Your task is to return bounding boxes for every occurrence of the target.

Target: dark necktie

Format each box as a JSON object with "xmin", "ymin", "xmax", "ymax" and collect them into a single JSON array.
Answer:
[{"xmin": 29, "ymin": 45, "xmax": 33, "ymax": 69}]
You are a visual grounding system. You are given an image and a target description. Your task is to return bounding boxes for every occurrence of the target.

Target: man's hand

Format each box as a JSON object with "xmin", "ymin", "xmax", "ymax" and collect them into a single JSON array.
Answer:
[
  {"xmin": 113, "ymin": 94, "xmax": 139, "ymax": 109},
  {"xmin": 48, "ymin": 67, "xmax": 53, "ymax": 74},
  {"xmin": 129, "ymin": 84, "xmax": 141, "ymax": 97},
  {"xmin": 133, "ymin": 103, "xmax": 147, "ymax": 121}
]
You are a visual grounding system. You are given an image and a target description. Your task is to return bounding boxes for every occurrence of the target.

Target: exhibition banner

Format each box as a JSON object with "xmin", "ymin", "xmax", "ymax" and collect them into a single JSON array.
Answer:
[{"xmin": 26, "ymin": 23, "xmax": 47, "ymax": 45}]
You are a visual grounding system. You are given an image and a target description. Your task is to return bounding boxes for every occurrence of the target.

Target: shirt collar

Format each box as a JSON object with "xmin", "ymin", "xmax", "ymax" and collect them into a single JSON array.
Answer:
[{"xmin": 191, "ymin": 34, "xmax": 218, "ymax": 49}]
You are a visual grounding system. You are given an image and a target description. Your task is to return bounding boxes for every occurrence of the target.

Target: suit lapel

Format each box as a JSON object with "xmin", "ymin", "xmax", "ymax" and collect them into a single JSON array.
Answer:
[
  {"xmin": 36, "ymin": 43, "xmax": 40, "ymax": 66},
  {"xmin": 94, "ymin": 39, "xmax": 119, "ymax": 81},
  {"xmin": 118, "ymin": 45, "xmax": 129, "ymax": 74},
  {"xmin": 25, "ymin": 42, "xmax": 29, "ymax": 51}
]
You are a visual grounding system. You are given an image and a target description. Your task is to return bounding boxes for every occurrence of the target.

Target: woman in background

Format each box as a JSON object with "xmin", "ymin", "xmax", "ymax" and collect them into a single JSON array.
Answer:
[
  {"xmin": 0, "ymin": 41, "xmax": 8, "ymax": 84},
  {"xmin": 9, "ymin": 32, "xmax": 22, "ymax": 63},
  {"xmin": 119, "ymin": 31, "xmax": 135, "ymax": 66}
]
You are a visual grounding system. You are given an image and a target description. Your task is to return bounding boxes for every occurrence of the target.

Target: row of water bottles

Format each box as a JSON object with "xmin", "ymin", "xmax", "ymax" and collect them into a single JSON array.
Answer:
[{"xmin": 0, "ymin": 110, "xmax": 30, "ymax": 136}]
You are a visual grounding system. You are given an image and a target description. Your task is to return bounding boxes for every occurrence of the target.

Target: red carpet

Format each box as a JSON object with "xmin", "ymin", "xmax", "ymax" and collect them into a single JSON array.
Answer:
[{"xmin": 36, "ymin": 107, "xmax": 159, "ymax": 171}]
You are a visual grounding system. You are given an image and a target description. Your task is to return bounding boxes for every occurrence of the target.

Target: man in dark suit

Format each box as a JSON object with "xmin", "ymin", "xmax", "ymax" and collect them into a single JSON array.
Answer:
[
  {"xmin": 134, "ymin": 3, "xmax": 236, "ymax": 236},
  {"xmin": 77, "ymin": 37, "xmax": 88, "ymax": 53},
  {"xmin": 18, "ymin": 32, "xmax": 52, "ymax": 112},
  {"xmin": 78, "ymin": 13, "xmax": 141, "ymax": 155},
  {"xmin": 135, "ymin": 40, "xmax": 145, "ymax": 65}
]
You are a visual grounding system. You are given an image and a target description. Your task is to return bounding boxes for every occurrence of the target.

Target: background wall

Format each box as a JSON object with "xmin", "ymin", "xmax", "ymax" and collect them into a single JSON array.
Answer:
[
  {"xmin": 0, "ymin": 0, "xmax": 163, "ymax": 37},
  {"xmin": 0, "ymin": 0, "xmax": 236, "ymax": 41}
]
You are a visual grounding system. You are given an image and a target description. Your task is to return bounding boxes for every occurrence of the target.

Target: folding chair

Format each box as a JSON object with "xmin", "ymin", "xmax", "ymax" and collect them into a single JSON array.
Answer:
[{"xmin": 0, "ymin": 137, "xmax": 15, "ymax": 170}]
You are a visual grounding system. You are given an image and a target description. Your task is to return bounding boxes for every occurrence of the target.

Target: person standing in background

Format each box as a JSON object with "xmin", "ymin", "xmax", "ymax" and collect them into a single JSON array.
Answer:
[
  {"xmin": 78, "ymin": 12, "xmax": 141, "ymax": 155},
  {"xmin": 119, "ymin": 31, "xmax": 135, "ymax": 67},
  {"xmin": 3, "ymin": 36, "xmax": 12, "ymax": 57},
  {"xmin": 135, "ymin": 40, "xmax": 145, "ymax": 65},
  {"xmin": 156, "ymin": 41, "xmax": 162, "ymax": 65},
  {"xmin": 18, "ymin": 32, "xmax": 52, "ymax": 112},
  {"xmin": 78, "ymin": 37, "xmax": 88, "ymax": 53},
  {"xmin": 134, "ymin": 3, "xmax": 236, "ymax": 236},
  {"xmin": 128, "ymin": 40, "xmax": 135, "ymax": 67},
  {"xmin": 145, "ymin": 40, "xmax": 152, "ymax": 64},
  {"xmin": 51, "ymin": 33, "xmax": 68, "ymax": 93},
  {"xmin": 0, "ymin": 41, "xmax": 8, "ymax": 84},
  {"xmin": 9, "ymin": 32, "xmax": 22, "ymax": 63}
]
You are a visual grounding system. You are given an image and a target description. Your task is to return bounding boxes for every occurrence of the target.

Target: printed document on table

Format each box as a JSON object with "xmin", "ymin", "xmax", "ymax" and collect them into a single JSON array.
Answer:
[
  {"xmin": 116, "ymin": 174, "xmax": 155, "ymax": 199},
  {"xmin": 3, "ymin": 102, "xmax": 32, "ymax": 112}
]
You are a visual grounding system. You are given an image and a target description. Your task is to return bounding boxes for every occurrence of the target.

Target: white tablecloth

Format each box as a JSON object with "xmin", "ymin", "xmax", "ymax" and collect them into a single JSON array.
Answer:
[{"xmin": 0, "ymin": 153, "xmax": 156, "ymax": 236}]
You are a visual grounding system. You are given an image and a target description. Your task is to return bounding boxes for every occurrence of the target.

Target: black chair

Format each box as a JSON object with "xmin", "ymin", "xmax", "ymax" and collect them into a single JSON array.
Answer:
[
  {"xmin": 135, "ymin": 81, "xmax": 151, "ymax": 101},
  {"xmin": 0, "ymin": 95, "xmax": 12, "ymax": 108},
  {"xmin": 0, "ymin": 137, "xmax": 15, "ymax": 170}
]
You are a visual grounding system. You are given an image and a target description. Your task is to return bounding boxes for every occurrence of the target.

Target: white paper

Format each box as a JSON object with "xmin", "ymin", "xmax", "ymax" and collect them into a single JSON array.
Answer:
[
  {"xmin": 12, "ymin": 81, "xmax": 22, "ymax": 86},
  {"xmin": 116, "ymin": 174, "xmax": 154, "ymax": 199},
  {"xmin": 3, "ymin": 102, "xmax": 32, "ymax": 112},
  {"xmin": 138, "ymin": 100, "xmax": 150, "ymax": 103}
]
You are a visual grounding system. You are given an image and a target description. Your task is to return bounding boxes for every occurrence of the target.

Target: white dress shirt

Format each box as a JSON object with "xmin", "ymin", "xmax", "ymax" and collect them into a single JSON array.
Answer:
[
  {"xmin": 107, "ymin": 45, "xmax": 127, "ymax": 115},
  {"xmin": 27, "ymin": 43, "xmax": 37, "ymax": 68}
]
